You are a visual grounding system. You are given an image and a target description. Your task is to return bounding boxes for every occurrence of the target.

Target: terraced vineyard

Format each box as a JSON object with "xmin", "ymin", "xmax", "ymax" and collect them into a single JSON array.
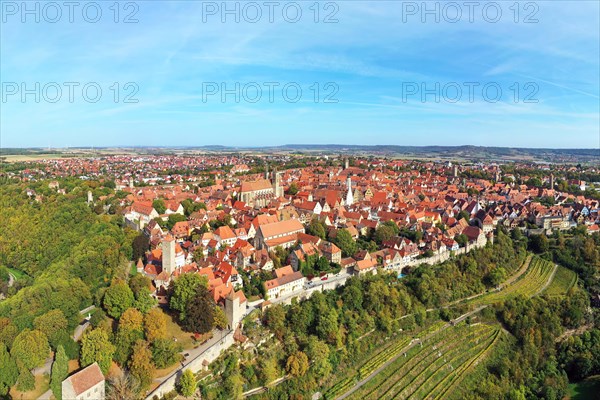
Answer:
[
  {"xmin": 344, "ymin": 323, "xmax": 501, "ymax": 400},
  {"xmin": 468, "ymin": 256, "xmax": 556, "ymax": 305},
  {"xmin": 543, "ymin": 265, "xmax": 577, "ymax": 297},
  {"xmin": 323, "ymin": 322, "xmax": 448, "ymax": 399}
]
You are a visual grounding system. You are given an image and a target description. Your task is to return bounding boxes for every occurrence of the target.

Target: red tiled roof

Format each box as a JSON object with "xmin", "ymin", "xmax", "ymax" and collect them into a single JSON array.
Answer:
[{"xmin": 67, "ymin": 363, "xmax": 104, "ymax": 396}]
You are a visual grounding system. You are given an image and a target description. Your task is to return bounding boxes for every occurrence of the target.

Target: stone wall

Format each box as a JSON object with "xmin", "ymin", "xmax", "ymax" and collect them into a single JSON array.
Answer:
[{"xmin": 145, "ymin": 331, "xmax": 235, "ymax": 400}]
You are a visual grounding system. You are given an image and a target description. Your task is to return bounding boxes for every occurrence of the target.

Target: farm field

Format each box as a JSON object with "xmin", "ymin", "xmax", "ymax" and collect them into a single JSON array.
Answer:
[
  {"xmin": 543, "ymin": 265, "xmax": 577, "ymax": 297},
  {"xmin": 343, "ymin": 322, "xmax": 501, "ymax": 400},
  {"xmin": 467, "ymin": 256, "xmax": 556, "ymax": 305}
]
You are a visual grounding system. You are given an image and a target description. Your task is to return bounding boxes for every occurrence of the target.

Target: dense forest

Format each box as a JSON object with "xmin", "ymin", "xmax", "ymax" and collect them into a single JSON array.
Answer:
[{"xmin": 0, "ymin": 177, "xmax": 140, "ymax": 396}]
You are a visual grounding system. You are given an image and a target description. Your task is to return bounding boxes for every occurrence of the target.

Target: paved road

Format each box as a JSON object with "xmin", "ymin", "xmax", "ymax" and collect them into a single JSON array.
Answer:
[
  {"xmin": 8, "ymin": 272, "xmax": 16, "ymax": 287},
  {"xmin": 79, "ymin": 305, "xmax": 96, "ymax": 315},
  {"xmin": 73, "ymin": 321, "xmax": 90, "ymax": 341},
  {"xmin": 535, "ymin": 263, "xmax": 558, "ymax": 295}
]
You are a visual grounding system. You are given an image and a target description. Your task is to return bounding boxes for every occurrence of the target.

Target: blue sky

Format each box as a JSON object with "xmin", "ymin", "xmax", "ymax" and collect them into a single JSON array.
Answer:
[{"xmin": 1, "ymin": 0, "xmax": 599, "ymax": 148}]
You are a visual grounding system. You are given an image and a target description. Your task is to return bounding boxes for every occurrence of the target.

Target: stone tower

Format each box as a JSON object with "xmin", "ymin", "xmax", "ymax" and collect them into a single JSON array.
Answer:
[
  {"xmin": 162, "ymin": 235, "xmax": 176, "ymax": 275},
  {"xmin": 550, "ymin": 173, "xmax": 555, "ymax": 189},
  {"xmin": 225, "ymin": 291, "xmax": 241, "ymax": 330},
  {"xmin": 87, "ymin": 191, "xmax": 93, "ymax": 204},
  {"xmin": 345, "ymin": 158, "xmax": 349, "ymax": 169}
]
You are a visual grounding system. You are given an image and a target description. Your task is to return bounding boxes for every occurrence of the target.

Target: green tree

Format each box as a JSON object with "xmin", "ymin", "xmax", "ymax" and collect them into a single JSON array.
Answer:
[
  {"xmin": 213, "ymin": 306, "xmax": 228, "ymax": 330},
  {"xmin": 152, "ymin": 199, "xmax": 166, "ymax": 214},
  {"xmin": 307, "ymin": 218, "xmax": 326, "ymax": 239},
  {"xmin": 454, "ymin": 233, "xmax": 468, "ymax": 247},
  {"xmin": 374, "ymin": 224, "xmax": 397, "ymax": 244},
  {"xmin": 287, "ymin": 182, "xmax": 299, "ymax": 195},
  {"xmin": 224, "ymin": 371, "xmax": 244, "ymax": 399},
  {"xmin": 285, "ymin": 351, "xmax": 309, "ymax": 377},
  {"xmin": 166, "ymin": 214, "xmax": 186, "ymax": 230},
  {"xmin": 133, "ymin": 287, "xmax": 157, "ymax": 314},
  {"xmin": 119, "ymin": 308, "xmax": 144, "ymax": 332},
  {"xmin": 306, "ymin": 336, "xmax": 332, "ymax": 377},
  {"xmin": 151, "ymin": 338, "xmax": 182, "ymax": 369},
  {"xmin": 0, "ymin": 343, "xmax": 18, "ymax": 395},
  {"xmin": 529, "ymin": 234, "xmax": 549, "ymax": 253},
  {"xmin": 169, "ymin": 273, "xmax": 206, "ymax": 320},
  {"xmin": 333, "ymin": 229, "xmax": 357, "ymax": 257},
  {"xmin": 264, "ymin": 305, "xmax": 286, "ymax": 339},
  {"xmin": 50, "ymin": 345, "xmax": 69, "ymax": 399},
  {"xmin": 114, "ymin": 325, "xmax": 144, "ymax": 366},
  {"xmin": 49, "ymin": 330, "xmax": 80, "ymax": 360},
  {"xmin": 178, "ymin": 369, "xmax": 197, "ymax": 397},
  {"xmin": 527, "ymin": 177, "xmax": 543, "ymax": 187},
  {"xmin": 128, "ymin": 340, "xmax": 154, "ymax": 390},
  {"xmin": 81, "ymin": 328, "xmax": 115, "ymax": 374},
  {"xmin": 11, "ymin": 329, "xmax": 50, "ymax": 370},
  {"xmin": 316, "ymin": 309, "xmax": 339, "ymax": 344},
  {"xmin": 33, "ymin": 309, "xmax": 68, "ymax": 339},
  {"xmin": 103, "ymin": 279, "xmax": 134, "ymax": 318},
  {"xmin": 259, "ymin": 357, "xmax": 278, "ymax": 385},
  {"xmin": 17, "ymin": 365, "xmax": 35, "ymax": 392},
  {"xmin": 144, "ymin": 308, "xmax": 168, "ymax": 343},
  {"xmin": 183, "ymin": 285, "xmax": 215, "ymax": 334},
  {"xmin": 129, "ymin": 274, "xmax": 152, "ymax": 296},
  {"xmin": 132, "ymin": 234, "xmax": 150, "ymax": 262},
  {"xmin": 0, "ymin": 318, "xmax": 18, "ymax": 349}
]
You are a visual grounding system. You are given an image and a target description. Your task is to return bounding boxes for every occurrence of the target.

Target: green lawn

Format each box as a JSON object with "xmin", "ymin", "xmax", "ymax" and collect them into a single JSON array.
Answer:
[
  {"xmin": 164, "ymin": 310, "xmax": 212, "ymax": 350},
  {"xmin": 7, "ymin": 267, "xmax": 29, "ymax": 280},
  {"xmin": 10, "ymin": 373, "xmax": 50, "ymax": 399},
  {"xmin": 567, "ymin": 376, "xmax": 600, "ymax": 400}
]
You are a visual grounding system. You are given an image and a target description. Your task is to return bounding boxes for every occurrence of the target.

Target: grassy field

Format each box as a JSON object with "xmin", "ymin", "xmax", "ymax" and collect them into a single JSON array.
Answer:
[
  {"xmin": 7, "ymin": 267, "xmax": 29, "ymax": 281},
  {"xmin": 9, "ymin": 373, "xmax": 50, "ymax": 399},
  {"xmin": 467, "ymin": 257, "xmax": 555, "ymax": 306},
  {"xmin": 2, "ymin": 154, "xmax": 81, "ymax": 162},
  {"xmin": 543, "ymin": 265, "xmax": 577, "ymax": 297},
  {"xmin": 163, "ymin": 310, "xmax": 213, "ymax": 350},
  {"xmin": 343, "ymin": 323, "xmax": 501, "ymax": 400},
  {"xmin": 567, "ymin": 376, "xmax": 600, "ymax": 400}
]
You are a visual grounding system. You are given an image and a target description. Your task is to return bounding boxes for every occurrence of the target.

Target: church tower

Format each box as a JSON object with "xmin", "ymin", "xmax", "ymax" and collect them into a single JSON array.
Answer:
[
  {"xmin": 346, "ymin": 175, "xmax": 354, "ymax": 206},
  {"xmin": 162, "ymin": 235, "xmax": 176, "ymax": 275}
]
